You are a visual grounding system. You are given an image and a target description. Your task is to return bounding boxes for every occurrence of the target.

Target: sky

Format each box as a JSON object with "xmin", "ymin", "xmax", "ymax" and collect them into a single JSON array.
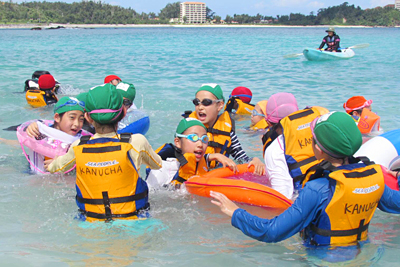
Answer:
[{"xmin": 16, "ymin": 0, "xmax": 396, "ymax": 17}]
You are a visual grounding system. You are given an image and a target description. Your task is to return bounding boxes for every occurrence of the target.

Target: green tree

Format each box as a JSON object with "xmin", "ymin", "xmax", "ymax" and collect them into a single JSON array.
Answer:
[
  {"xmin": 206, "ymin": 7, "xmax": 215, "ymax": 20},
  {"xmin": 159, "ymin": 2, "xmax": 180, "ymax": 19}
]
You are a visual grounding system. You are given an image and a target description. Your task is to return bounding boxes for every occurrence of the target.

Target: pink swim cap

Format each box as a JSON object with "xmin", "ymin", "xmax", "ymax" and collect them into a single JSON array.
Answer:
[{"xmin": 266, "ymin": 93, "xmax": 298, "ymax": 123}]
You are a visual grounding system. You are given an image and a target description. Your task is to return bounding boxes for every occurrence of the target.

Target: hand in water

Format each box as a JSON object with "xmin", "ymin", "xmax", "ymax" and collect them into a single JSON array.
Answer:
[
  {"xmin": 248, "ymin": 157, "xmax": 266, "ymax": 176},
  {"xmin": 26, "ymin": 122, "xmax": 40, "ymax": 138},
  {"xmin": 44, "ymin": 156, "xmax": 57, "ymax": 171},
  {"xmin": 210, "ymin": 153, "xmax": 238, "ymax": 173},
  {"xmin": 210, "ymin": 191, "xmax": 239, "ymax": 217}
]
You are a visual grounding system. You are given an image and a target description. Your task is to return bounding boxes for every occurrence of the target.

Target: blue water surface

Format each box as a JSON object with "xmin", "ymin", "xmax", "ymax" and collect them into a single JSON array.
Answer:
[{"xmin": 0, "ymin": 26, "xmax": 399, "ymax": 266}]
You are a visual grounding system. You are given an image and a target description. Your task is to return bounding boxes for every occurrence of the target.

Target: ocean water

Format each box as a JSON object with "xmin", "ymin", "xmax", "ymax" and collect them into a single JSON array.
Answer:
[{"xmin": 0, "ymin": 27, "xmax": 399, "ymax": 266}]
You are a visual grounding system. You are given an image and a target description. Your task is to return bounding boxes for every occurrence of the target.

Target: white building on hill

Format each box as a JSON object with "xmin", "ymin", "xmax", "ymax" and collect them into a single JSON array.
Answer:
[
  {"xmin": 396, "ymin": 0, "xmax": 400, "ymax": 10},
  {"xmin": 180, "ymin": 2, "xmax": 206, "ymax": 23}
]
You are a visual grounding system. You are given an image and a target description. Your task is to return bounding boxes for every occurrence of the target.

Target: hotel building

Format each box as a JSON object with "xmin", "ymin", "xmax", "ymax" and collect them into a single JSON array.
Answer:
[
  {"xmin": 180, "ymin": 2, "xmax": 206, "ymax": 23},
  {"xmin": 396, "ymin": 0, "xmax": 400, "ymax": 10}
]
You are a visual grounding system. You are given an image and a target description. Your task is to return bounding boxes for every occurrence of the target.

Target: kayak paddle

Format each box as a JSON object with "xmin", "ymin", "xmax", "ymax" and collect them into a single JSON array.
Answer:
[
  {"xmin": 3, "ymin": 124, "xmax": 21, "ymax": 131},
  {"xmin": 283, "ymin": 53, "xmax": 303, "ymax": 59},
  {"xmin": 347, "ymin": 43, "xmax": 370, "ymax": 49}
]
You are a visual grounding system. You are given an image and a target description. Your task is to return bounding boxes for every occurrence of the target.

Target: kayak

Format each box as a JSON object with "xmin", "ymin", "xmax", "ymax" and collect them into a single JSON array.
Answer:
[{"xmin": 303, "ymin": 48, "xmax": 355, "ymax": 61}]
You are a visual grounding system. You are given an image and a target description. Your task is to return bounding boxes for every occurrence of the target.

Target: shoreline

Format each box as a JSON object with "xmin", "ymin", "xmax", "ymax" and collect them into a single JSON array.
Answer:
[{"xmin": 1, "ymin": 23, "xmax": 397, "ymax": 29}]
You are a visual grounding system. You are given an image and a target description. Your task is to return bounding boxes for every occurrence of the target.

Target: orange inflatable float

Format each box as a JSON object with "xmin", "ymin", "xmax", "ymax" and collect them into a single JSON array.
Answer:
[{"xmin": 185, "ymin": 164, "xmax": 293, "ymax": 210}]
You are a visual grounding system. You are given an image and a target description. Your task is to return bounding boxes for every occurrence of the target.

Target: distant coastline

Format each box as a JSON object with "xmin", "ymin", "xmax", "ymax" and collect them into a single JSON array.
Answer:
[{"xmin": 1, "ymin": 23, "xmax": 397, "ymax": 30}]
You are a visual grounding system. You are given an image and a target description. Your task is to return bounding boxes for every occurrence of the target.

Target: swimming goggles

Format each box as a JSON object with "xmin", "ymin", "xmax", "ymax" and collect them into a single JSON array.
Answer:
[
  {"xmin": 123, "ymin": 99, "xmax": 133, "ymax": 107},
  {"xmin": 192, "ymin": 98, "xmax": 222, "ymax": 106},
  {"xmin": 175, "ymin": 133, "xmax": 209, "ymax": 144},
  {"xmin": 252, "ymin": 109, "xmax": 264, "ymax": 117},
  {"xmin": 54, "ymin": 99, "xmax": 85, "ymax": 112}
]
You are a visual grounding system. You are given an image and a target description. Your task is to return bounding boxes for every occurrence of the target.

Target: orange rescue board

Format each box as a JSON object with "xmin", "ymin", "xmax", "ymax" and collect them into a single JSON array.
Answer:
[{"xmin": 185, "ymin": 164, "xmax": 293, "ymax": 210}]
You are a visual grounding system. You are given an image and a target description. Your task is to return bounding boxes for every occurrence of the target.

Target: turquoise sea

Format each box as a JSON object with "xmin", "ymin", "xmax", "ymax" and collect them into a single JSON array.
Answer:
[{"xmin": 0, "ymin": 27, "xmax": 399, "ymax": 266}]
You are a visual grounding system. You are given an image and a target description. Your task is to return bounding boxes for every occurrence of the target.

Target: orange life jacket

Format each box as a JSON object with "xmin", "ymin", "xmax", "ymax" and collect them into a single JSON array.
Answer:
[{"xmin": 73, "ymin": 134, "xmax": 149, "ymax": 222}]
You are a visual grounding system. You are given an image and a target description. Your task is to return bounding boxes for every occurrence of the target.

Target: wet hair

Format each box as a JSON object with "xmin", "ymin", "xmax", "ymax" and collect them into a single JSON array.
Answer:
[
  {"xmin": 52, "ymin": 112, "xmax": 65, "ymax": 129},
  {"xmin": 349, "ymin": 109, "xmax": 363, "ymax": 116}
]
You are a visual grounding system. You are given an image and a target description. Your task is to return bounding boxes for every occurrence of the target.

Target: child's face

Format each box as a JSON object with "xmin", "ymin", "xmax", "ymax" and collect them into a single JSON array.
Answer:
[
  {"xmin": 111, "ymin": 79, "xmax": 120, "ymax": 86},
  {"xmin": 250, "ymin": 104, "xmax": 264, "ymax": 126},
  {"xmin": 54, "ymin": 110, "xmax": 85, "ymax": 136},
  {"xmin": 174, "ymin": 125, "xmax": 208, "ymax": 162},
  {"xmin": 194, "ymin": 91, "xmax": 224, "ymax": 126}
]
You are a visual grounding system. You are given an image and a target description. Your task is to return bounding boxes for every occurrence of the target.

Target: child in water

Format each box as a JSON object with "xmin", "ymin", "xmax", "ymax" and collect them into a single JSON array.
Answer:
[
  {"xmin": 225, "ymin": 86, "xmax": 254, "ymax": 115},
  {"xmin": 45, "ymin": 84, "xmax": 162, "ymax": 222},
  {"xmin": 343, "ymin": 96, "xmax": 381, "ymax": 140},
  {"xmin": 25, "ymin": 74, "xmax": 59, "ymax": 108},
  {"xmin": 21, "ymin": 96, "xmax": 86, "ymax": 173},
  {"xmin": 187, "ymin": 83, "xmax": 265, "ymax": 174},
  {"xmin": 249, "ymin": 100, "xmax": 269, "ymax": 131},
  {"xmin": 211, "ymin": 111, "xmax": 400, "ymax": 252},
  {"xmin": 146, "ymin": 118, "xmax": 238, "ymax": 189}
]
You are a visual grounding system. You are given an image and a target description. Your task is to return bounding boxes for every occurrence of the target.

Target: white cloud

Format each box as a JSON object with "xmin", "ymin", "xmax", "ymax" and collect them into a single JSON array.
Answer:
[
  {"xmin": 254, "ymin": 1, "xmax": 268, "ymax": 9},
  {"xmin": 370, "ymin": 0, "xmax": 394, "ymax": 7},
  {"xmin": 271, "ymin": 0, "xmax": 308, "ymax": 8},
  {"xmin": 307, "ymin": 1, "xmax": 324, "ymax": 9}
]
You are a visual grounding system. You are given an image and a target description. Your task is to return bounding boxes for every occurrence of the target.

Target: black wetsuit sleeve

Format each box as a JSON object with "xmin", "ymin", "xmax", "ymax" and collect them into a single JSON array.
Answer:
[
  {"xmin": 319, "ymin": 36, "xmax": 327, "ymax": 49},
  {"xmin": 333, "ymin": 35, "xmax": 340, "ymax": 51}
]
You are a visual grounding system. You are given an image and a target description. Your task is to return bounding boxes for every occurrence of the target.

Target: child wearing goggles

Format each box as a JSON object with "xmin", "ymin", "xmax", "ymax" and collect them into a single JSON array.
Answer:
[
  {"xmin": 146, "ymin": 118, "xmax": 239, "ymax": 190},
  {"xmin": 249, "ymin": 100, "xmax": 269, "ymax": 131},
  {"xmin": 184, "ymin": 83, "xmax": 265, "ymax": 175}
]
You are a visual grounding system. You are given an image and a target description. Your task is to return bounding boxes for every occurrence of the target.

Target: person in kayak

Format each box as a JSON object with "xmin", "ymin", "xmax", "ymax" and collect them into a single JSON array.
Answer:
[
  {"xmin": 211, "ymin": 111, "xmax": 400, "ymax": 248},
  {"xmin": 319, "ymin": 27, "xmax": 341, "ymax": 52}
]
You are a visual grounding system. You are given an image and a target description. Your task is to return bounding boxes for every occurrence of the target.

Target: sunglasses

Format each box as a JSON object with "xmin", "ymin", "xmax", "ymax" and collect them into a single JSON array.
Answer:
[
  {"xmin": 176, "ymin": 133, "xmax": 209, "ymax": 144},
  {"xmin": 192, "ymin": 98, "xmax": 222, "ymax": 107},
  {"xmin": 55, "ymin": 99, "xmax": 85, "ymax": 112},
  {"xmin": 252, "ymin": 109, "xmax": 265, "ymax": 117},
  {"xmin": 123, "ymin": 99, "xmax": 133, "ymax": 107}
]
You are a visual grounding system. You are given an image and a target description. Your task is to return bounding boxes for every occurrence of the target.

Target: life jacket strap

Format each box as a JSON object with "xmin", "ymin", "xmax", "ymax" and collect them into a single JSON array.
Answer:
[
  {"xmin": 174, "ymin": 175, "xmax": 187, "ymax": 184},
  {"xmin": 174, "ymin": 148, "xmax": 188, "ymax": 166},
  {"xmin": 120, "ymin": 133, "xmax": 131, "ymax": 143},
  {"xmin": 83, "ymin": 145, "xmax": 122, "ymax": 153},
  {"xmin": 311, "ymin": 219, "xmax": 369, "ymax": 240},
  {"xmin": 207, "ymin": 128, "xmax": 230, "ymax": 136},
  {"xmin": 76, "ymin": 190, "xmax": 148, "ymax": 205},
  {"xmin": 208, "ymin": 141, "xmax": 231, "ymax": 155},
  {"xmin": 288, "ymin": 156, "xmax": 317, "ymax": 171},
  {"xmin": 78, "ymin": 135, "xmax": 91, "ymax": 145},
  {"xmin": 79, "ymin": 203, "xmax": 150, "ymax": 221},
  {"xmin": 102, "ymin": 191, "xmax": 112, "ymax": 221},
  {"xmin": 297, "ymin": 160, "xmax": 337, "ymax": 184},
  {"xmin": 287, "ymin": 108, "xmax": 314, "ymax": 121}
]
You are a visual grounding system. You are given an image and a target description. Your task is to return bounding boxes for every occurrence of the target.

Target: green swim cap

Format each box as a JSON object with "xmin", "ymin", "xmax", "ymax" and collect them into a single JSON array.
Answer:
[
  {"xmin": 311, "ymin": 111, "xmax": 362, "ymax": 158},
  {"xmin": 54, "ymin": 96, "xmax": 85, "ymax": 115},
  {"xmin": 86, "ymin": 84, "xmax": 124, "ymax": 124},
  {"xmin": 116, "ymin": 81, "xmax": 136, "ymax": 101},
  {"xmin": 76, "ymin": 92, "xmax": 88, "ymax": 106},
  {"xmin": 196, "ymin": 83, "xmax": 225, "ymax": 102},
  {"xmin": 176, "ymin": 118, "xmax": 206, "ymax": 135}
]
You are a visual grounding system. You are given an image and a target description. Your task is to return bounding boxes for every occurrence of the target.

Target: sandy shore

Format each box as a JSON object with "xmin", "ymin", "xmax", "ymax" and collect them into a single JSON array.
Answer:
[{"xmin": 0, "ymin": 23, "xmax": 388, "ymax": 29}]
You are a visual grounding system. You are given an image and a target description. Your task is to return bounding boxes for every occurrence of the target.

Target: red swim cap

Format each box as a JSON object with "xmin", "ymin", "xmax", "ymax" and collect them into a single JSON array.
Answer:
[
  {"xmin": 343, "ymin": 96, "xmax": 373, "ymax": 114},
  {"xmin": 230, "ymin": 86, "xmax": 252, "ymax": 103},
  {"xmin": 38, "ymin": 74, "xmax": 56, "ymax": 90},
  {"xmin": 104, "ymin": 75, "xmax": 121, "ymax": 84}
]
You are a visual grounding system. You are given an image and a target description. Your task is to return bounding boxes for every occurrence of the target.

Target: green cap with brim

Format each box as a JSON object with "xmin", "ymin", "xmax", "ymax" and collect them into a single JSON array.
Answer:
[
  {"xmin": 311, "ymin": 111, "xmax": 362, "ymax": 159},
  {"xmin": 54, "ymin": 96, "xmax": 85, "ymax": 115},
  {"xmin": 116, "ymin": 81, "xmax": 136, "ymax": 101},
  {"xmin": 196, "ymin": 83, "xmax": 225, "ymax": 102},
  {"xmin": 326, "ymin": 27, "xmax": 335, "ymax": 32},
  {"xmin": 86, "ymin": 84, "xmax": 124, "ymax": 124},
  {"xmin": 176, "ymin": 118, "xmax": 207, "ymax": 135}
]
